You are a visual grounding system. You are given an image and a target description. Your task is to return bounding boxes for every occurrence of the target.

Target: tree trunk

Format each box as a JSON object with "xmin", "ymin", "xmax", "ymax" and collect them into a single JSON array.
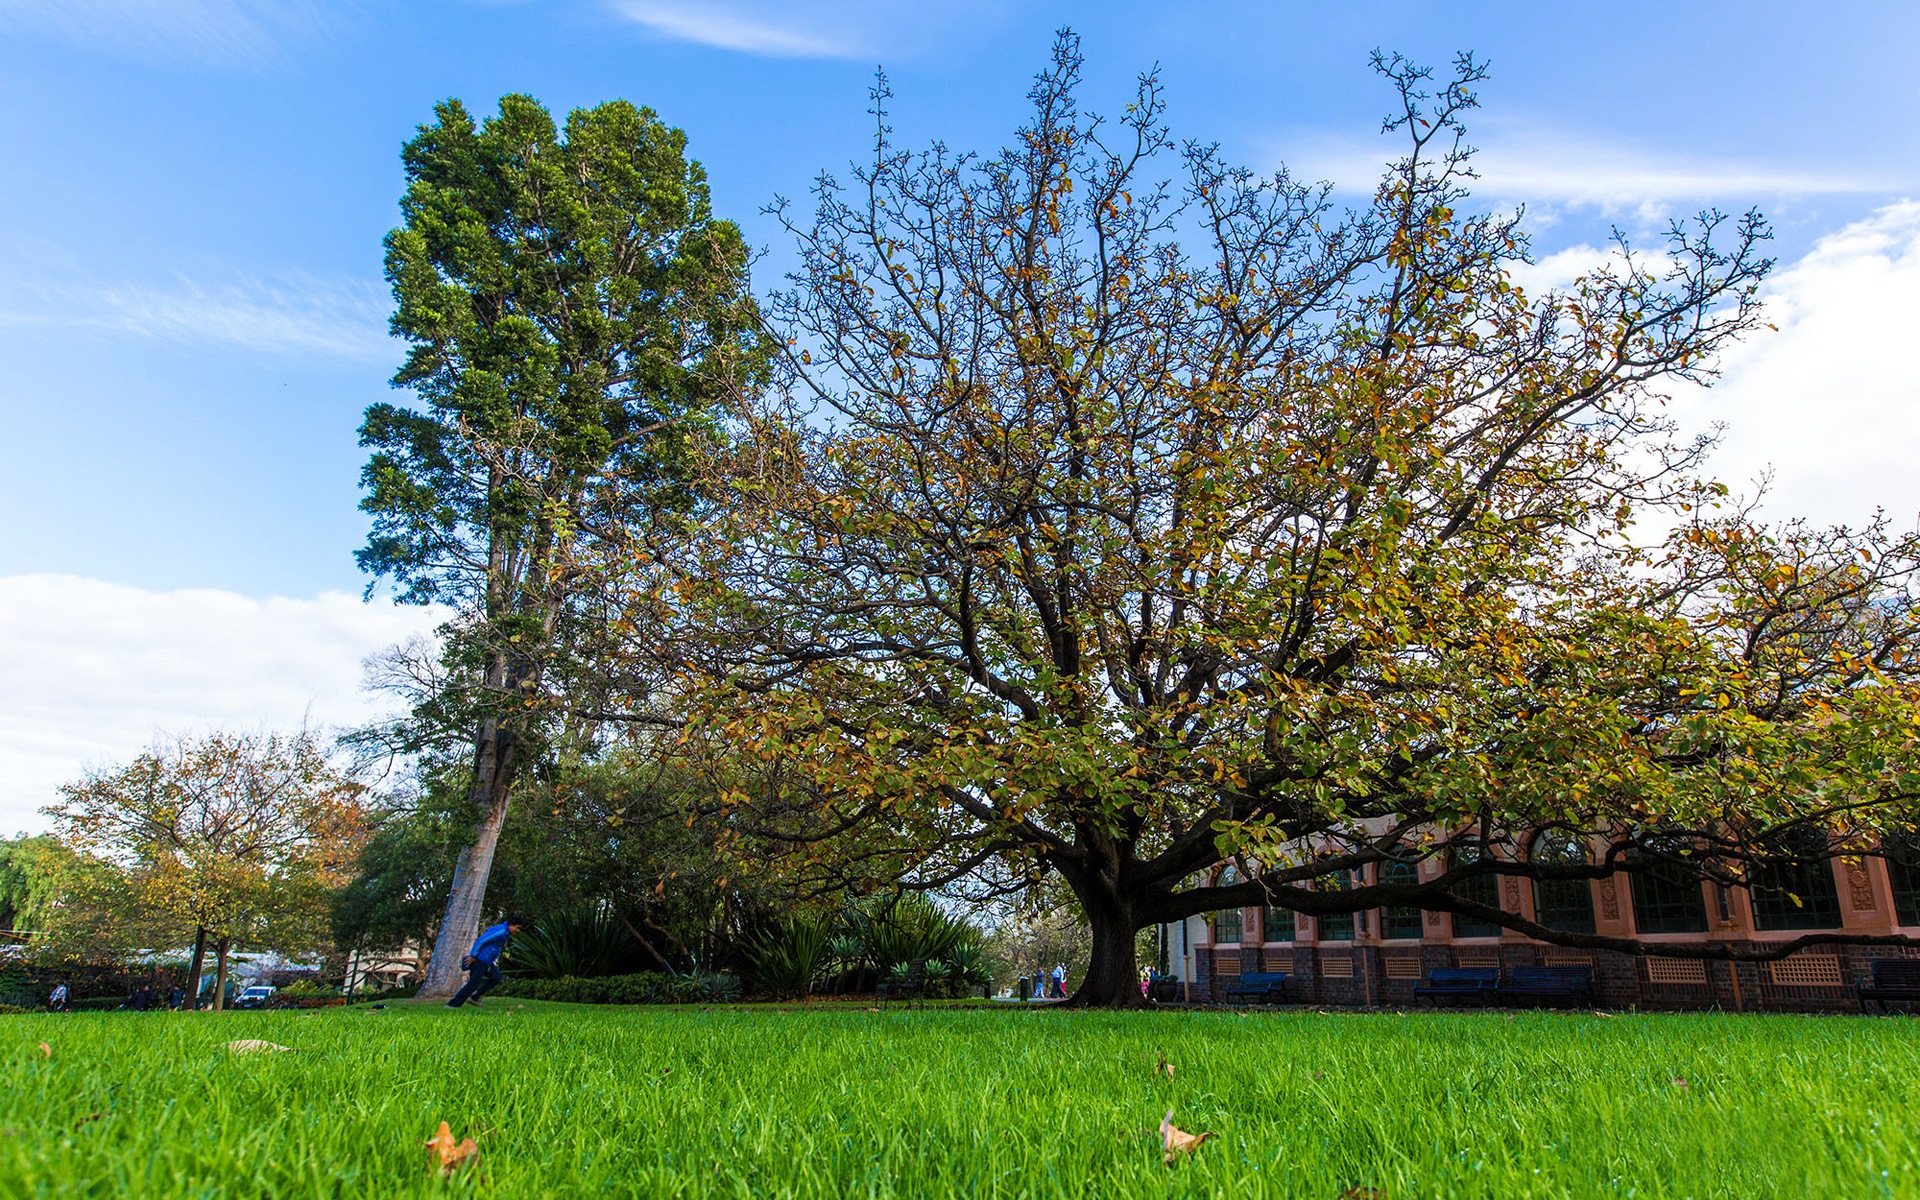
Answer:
[
  {"xmin": 1068, "ymin": 888, "xmax": 1148, "ymax": 1009},
  {"xmin": 417, "ymin": 719, "xmax": 519, "ymax": 998},
  {"xmin": 184, "ymin": 926, "xmax": 207, "ymax": 1010},
  {"xmin": 212, "ymin": 938, "xmax": 231, "ymax": 1011}
]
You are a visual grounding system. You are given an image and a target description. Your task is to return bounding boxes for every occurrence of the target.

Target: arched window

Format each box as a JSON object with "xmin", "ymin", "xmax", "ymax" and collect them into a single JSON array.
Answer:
[
  {"xmin": 1748, "ymin": 826, "xmax": 1842, "ymax": 930},
  {"xmin": 1530, "ymin": 829, "xmax": 1595, "ymax": 934},
  {"xmin": 1380, "ymin": 859, "xmax": 1424, "ymax": 940},
  {"xmin": 1211, "ymin": 865, "xmax": 1243, "ymax": 943},
  {"xmin": 1317, "ymin": 864, "xmax": 1356, "ymax": 940},
  {"xmin": 1627, "ymin": 837, "xmax": 1709, "ymax": 934},
  {"xmin": 1449, "ymin": 843, "xmax": 1502, "ymax": 938}
]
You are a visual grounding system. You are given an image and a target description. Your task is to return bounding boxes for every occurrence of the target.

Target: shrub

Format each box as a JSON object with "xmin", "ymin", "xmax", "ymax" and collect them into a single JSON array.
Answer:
[
  {"xmin": 511, "ymin": 907, "xmax": 637, "ymax": 980},
  {"xmin": 492, "ymin": 971, "xmax": 723, "ymax": 1005},
  {"xmin": 0, "ymin": 1003, "xmax": 27, "ymax": 1015},
  {"xmin": 745, "ymin": 918, "xmax": 832, "ymax": 998}
]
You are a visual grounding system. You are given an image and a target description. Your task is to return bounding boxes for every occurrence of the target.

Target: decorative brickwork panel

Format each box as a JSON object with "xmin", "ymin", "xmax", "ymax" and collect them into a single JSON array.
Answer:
[
  {"xmin": 1845, "ymin": 860, "xmax": 1876, "ymax": 911},
  {"xmin": 1321, "ymin": 954, "xmax": 1354, "ymax": 979},
  {"xmin": 1647, "ymin": 957, "xmax": 1707, "ymax": 984},
  {"xmin": 1768, "ymin": 956, "xmax": 1843, "ymax": 987},
  {"xmin": 1599, "ymin": 879, "xmax": 1621, "ymax": 920},
  {"xmin": 1383, "ymin": 956, "xmax": 1422, "ymax": 979}
]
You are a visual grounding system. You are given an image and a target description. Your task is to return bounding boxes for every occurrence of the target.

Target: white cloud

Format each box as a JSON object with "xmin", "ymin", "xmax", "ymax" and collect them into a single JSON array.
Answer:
[
  {"xmin": 612, "ymin": 0, "xmax": 860, "ymax": 57},
  {"xmin": 0, "ymin": 575, "xmax": 447, "ymax": 836},
  {"xmin": 1676, "ymin": 200, "xmax": 1920, "ymax": 528},
  {"xmin": 0, "ymin": 0, "xmax": 337, "ymax": 67},
  {"xmin": 0, "ymin": 270, "xmax": 393, "ymax": 362},
  {"xmin": 605, "ymin": 0, "xmax": 1000, "ymax": 60},
  {"xmin": 1280, "ymin": 124, "xmax": 1892, "ymax": 212}
]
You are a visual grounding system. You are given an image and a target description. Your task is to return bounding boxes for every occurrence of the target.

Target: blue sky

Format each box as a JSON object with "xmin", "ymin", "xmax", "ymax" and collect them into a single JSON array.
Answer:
[{"xmin": 2, "ymin": 0, "xmax": 1918, "ymax": 828}]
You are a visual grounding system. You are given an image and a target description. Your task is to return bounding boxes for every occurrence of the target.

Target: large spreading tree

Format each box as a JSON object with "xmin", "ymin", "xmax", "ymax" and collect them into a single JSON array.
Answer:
[
  {"xmin": 630, "ymin": 39, "xmax": 1920, "ymax": 1005},
  {"xmin": 359, "ymin": 95, "xmax": 765, "ymax": 996}
]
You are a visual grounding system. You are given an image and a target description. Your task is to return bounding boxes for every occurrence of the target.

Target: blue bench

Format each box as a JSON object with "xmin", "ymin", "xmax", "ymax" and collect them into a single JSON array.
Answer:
[
  {"xmin": 1496, "ymin": 965, "xmax": 1595, "ymax": 1008},
  {"xmin": 1859, "ymin": 959, "xmax": 1920, "ymax": 1013},
  {"xmin": 1222, "ymin": 971, "xmax": 1290, "ymax": 1005},
  {"xmin": 1412, "ymin": 967, "xmax": 1499, "ymax": 1005}
]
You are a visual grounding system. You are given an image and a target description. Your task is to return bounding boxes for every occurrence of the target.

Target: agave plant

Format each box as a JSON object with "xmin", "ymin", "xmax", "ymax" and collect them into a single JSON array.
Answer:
[
  {"xmin": 512, "ymin": 906, "xmax": 637, "ymax": 979},
  {"xmin": 944, "ymin": 939, "xmax": 991, "ymax": 990},
  {"xmin": 860, "ymin": 895, "xmax": 972, "ymax": 968},
  {"xmin": 746, "ymin": 917, "xmax": 832, "ymax": 999}
]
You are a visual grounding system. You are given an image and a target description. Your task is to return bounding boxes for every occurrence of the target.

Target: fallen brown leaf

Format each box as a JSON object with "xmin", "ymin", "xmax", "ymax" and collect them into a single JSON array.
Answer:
[
  {"xmin": 225, "ymin": 1040, "xmax": 294, "ymax": 1054},
  {"xmin": 424, "ymin": 1121, "xmax": 480, "ymax": 1176},
  {"xmin": 72, "ymin": 1112, "xmax": 105, "ymax": 1131},
  {"xmin": 1592, "ymin": 1011, "xmax": 1613, "ymax": 1019},
  {"xmin": 1341, "ymin": 1188, "xmax": 1388, "ymax": 1200},
  {"xmin": 37, "ymin": 1042, "xmax": 51, "ymax": 1059},
  {"xmin": 1155, "ymin": 1054, "xmax": 1175, "ymax": 1079},
  {"xmin": 1160, "ymin": 1109, "xmax": 1216, "ymax": 1166},
  {"xmin": 1672, "ymin": 1077, "xmax": 1689, "ymax": 1089}
]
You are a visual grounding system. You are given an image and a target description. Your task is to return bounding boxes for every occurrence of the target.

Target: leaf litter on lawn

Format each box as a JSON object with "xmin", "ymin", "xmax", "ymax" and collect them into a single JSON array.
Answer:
[{"xmin": 424, "ymin": 1121, "xmax": 480, "ymax": 1176}]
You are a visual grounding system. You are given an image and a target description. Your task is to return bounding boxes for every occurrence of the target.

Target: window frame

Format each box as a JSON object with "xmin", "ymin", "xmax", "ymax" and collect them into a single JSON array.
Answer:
[{"xmin": 1530, "ymin": 828, "xmax": 1597, "ymax": 935}]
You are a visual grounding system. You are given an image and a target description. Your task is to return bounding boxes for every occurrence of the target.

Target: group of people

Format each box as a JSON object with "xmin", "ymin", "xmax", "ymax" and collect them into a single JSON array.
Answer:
[{"xmin": 1021, "ymin": 961, "xmax": 1068, "ymax": 1000}]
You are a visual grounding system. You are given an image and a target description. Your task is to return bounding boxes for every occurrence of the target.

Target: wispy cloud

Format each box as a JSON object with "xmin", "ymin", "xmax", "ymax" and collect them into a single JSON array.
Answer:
[
  {"xmin": 1277, "ymin": 122, "xmax": 1895, "ymax": 212},
  {"xmin": 93, "ymin": 275, "xmax": 392, "ymax": 360},
  {"xmin": 606, "ymin": 0, "xmax": 1002, "ymax": 60},
  {"xmin": 0, "ymin": 269, "xmax": 393, "ymax": 362},
  {"xmin": 611, "ymin": 0, "xmax": 861, "ymax": 57},
  {"xmin": 0, "ymin": 0, "xmax": 338, "ymax": 67}
]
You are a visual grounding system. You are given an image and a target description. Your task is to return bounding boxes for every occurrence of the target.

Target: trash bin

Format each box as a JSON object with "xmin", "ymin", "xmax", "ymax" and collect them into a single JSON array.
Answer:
[{"xmin": 1017, "ymin": 976, "xmax": 1031, "ymax": 1002}]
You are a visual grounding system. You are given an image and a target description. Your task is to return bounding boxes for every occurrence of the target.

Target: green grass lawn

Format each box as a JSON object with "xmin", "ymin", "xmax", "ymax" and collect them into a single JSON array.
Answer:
[{"xmin": 4, "ymin": 1002, "xmax": 1918, "ymax": 1198}]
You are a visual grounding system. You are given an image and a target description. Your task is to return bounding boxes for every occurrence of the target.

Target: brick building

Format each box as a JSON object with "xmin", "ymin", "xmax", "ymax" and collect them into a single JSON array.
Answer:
[{"xmin": 1157, "ymin": 837, "xmax": 1920, "ymax": 1011}]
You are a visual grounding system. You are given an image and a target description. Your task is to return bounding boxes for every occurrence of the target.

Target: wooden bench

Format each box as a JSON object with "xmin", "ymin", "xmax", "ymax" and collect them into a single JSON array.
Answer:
[
  {"xmin": 1496, "ymin": 965, "xmax": 1595, "ymax": 1008},
  {"xmin": 1412, "ymin": 967, "xmax": 1499, "ymax": 1006},
  {"xmin": 1858, "ymin": 959, "xmax": 1920, "ymax": 1013},
  {"xmin": 1222, "ymin": 971, "xmax": 1290, "ymax": 1005}
]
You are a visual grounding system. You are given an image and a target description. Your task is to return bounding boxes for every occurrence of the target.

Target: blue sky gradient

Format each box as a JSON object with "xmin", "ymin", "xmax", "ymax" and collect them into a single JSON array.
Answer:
[
  {"xmin": 3, "ymin": 0, "xmax": 1915, "ymax": 594},
  {"xmin": 2, "ymin": 1, "xmax": 1917, "ymax": 830}
]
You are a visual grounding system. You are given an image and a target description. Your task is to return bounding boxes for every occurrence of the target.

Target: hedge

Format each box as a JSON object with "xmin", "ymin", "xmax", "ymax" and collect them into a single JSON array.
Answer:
[{"xmin": 493, "ymin": 972, "xmax": 739, "ymax": 1005}]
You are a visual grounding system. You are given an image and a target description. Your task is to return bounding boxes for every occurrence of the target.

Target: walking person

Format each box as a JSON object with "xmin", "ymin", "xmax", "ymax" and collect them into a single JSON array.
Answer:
[
  {"xmin": 1051, "ymin": 961, "xmax": 1067, "ymax": 999},
  {"xmin": 48, "ymin": 981, "xmax": 70, "ymax": 1012},
  {"xmin": 446, "ymin": 914, "xmax": 527, "ymax": 1008}
]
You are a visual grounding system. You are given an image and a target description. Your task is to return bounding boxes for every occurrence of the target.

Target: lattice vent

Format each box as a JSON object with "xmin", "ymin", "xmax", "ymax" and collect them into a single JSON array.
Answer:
[
  {"xmin": 1264, "ymin": 953, "xmax": 1293, "ymax": 974},
  {"xmin": 1646, "ymin": 958, "xmax": 1707, "ymax": 984},
  {"xmin": 1320, "ymin": 955, "xmax": 1354, "ymax": 979},
  {"xmin": 1383, "ymin": 957, "xmax": 1423, "ymax": 980},
  {"xmin": 1768, "ymin": 956, "xmax": 1843, "ymax": 987},
  {"xmin": 1213, "ymin": 952, "xmax": 1239, "ymax": 977},
  {"xmin": 1455, "ymin": 952, "xmax": 1500, "ymax": 968},
  {"xmin": 1543, "ymin": 953, "xmax": 1594, "ymax": 967}
]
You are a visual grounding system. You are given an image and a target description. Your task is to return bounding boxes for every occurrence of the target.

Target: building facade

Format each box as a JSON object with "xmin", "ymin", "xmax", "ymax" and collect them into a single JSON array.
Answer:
[{"xmin": 1158, "ymin": 840, "xmax": 1920, "ymax": 1011}]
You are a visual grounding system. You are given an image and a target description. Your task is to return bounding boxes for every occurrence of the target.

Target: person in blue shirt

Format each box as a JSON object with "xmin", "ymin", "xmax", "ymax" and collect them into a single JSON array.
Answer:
[{"xmin": 446, "ymin": 914, "xmax": 527, "ymax": 1008}]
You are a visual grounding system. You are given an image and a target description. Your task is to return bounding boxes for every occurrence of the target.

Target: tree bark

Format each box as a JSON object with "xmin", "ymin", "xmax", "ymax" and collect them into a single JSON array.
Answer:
[
  {"xmin": 1067, "ymin": 882, "xmax": 1148, "ymax": 1009},
  {"xmin": 417, "ymin": 718, "xmax": 519, "ymax": 998},
  {"xmin": 184, "ymin": 926, "xmax": 207, "ymax": 1010},
  {"xmin": 212, "ymin": 938, "xmax": 231, "ymax": 1011}
]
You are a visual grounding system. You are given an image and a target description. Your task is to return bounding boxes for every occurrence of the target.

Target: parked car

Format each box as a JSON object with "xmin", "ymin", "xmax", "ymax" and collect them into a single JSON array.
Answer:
[{"xmin": 234, "ymin": 985, "xmax": 277, "ymax": 1010}]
